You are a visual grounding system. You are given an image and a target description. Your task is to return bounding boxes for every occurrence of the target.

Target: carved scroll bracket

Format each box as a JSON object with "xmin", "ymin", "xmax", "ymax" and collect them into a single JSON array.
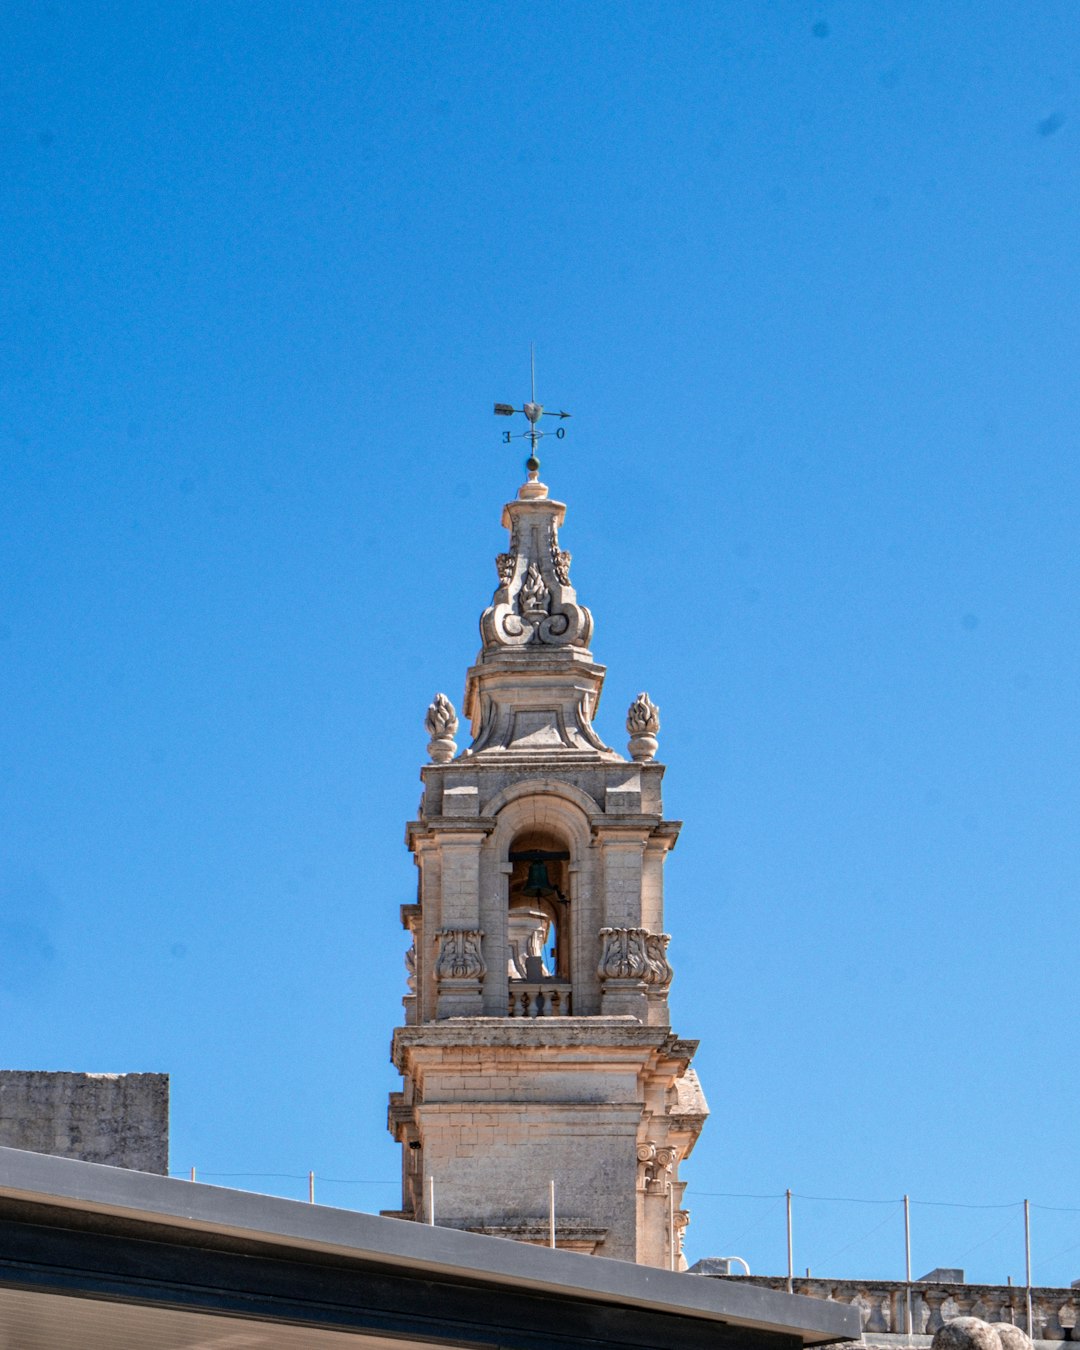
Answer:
[
  {"xmin": 479, "ymin": 502, "xmax": 593, "ymax": 652},
  {"xmin": 598, "ymin": 927, "xmax": 673, "ymax": 989},
  {"xmin": 433, "ymin": 929, "xmax": 486, "ymax": 983}
]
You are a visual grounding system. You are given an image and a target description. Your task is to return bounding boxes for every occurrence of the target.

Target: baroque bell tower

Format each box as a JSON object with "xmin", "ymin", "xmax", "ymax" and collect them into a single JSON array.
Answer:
[{"xmin": 388, "ymin": 422, "xmax": 707, "ymax": 1267}]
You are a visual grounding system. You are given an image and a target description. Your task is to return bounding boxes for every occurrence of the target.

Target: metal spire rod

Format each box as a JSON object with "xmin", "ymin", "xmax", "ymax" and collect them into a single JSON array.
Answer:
[{"xmin": 493, "ymin": 346, "xmax": 571, "ymax": 480}]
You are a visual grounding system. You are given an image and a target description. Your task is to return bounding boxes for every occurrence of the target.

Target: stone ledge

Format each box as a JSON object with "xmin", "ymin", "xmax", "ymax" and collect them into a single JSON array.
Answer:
[{"xmin": 393, "ymin": 1019, "xmax": 687, "ymax": 1052}]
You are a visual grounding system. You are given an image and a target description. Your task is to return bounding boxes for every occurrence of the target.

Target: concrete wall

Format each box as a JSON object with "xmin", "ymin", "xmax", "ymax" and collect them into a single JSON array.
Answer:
[{"xmin": 0, "ymin": 1072, "xmax": 168, "ymax": 1174}]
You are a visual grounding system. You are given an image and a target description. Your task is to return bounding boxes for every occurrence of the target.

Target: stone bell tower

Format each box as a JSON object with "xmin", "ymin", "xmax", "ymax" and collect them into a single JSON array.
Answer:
[{"xmin": 388, "ymin": 457, "xmax": 708, "ymax": 1268}]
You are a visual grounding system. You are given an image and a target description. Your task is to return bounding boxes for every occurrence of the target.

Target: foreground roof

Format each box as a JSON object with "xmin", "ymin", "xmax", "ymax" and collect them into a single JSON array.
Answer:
[{"xmin": 0, "ymin": 1147, "xmax": 859, "ymax": 1349}]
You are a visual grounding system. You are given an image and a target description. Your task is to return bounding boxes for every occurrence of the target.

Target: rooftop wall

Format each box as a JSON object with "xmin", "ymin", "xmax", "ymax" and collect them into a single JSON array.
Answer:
[{"xmin": 0, "ymin": 1071, "xmax": 168, "ymax": 1174}]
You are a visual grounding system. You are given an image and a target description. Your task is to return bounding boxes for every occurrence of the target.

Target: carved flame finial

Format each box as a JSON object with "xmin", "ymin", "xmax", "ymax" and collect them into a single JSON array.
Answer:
[
  {"xmin": 425, "ymin": 693, "xmax": 458, "ymax": 764},
  {"xmin": 626, "ymin": 692, "xmax": 660, "ymax": 762}
]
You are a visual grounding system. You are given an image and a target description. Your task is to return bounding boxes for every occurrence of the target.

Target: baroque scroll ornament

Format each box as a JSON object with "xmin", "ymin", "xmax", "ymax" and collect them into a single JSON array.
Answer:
[
  {"xmin": 642, "ymin": 932, "xmax": 673, "ymax": 989},
  {"xmin": 404, "ymin": 942, "xmax": 417, "ymax": 994},
  {"xmin": 597, "ymin": 927, "xmax": 649, "ymax": 981},
  {"xmin": 479, "ymin": 499, "xmax": 593, "ymax": 650},
  {"xmin": 433, "ymin": 929, "xmax": 486, "ymax": 982},
  {"xmin": 598, "ymin": 927, "xmax": 673, "ymax": 987}
]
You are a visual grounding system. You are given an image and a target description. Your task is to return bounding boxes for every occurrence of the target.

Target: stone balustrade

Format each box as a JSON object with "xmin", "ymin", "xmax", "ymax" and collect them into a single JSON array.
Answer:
[
  {"xmin": 688, "ymin": 1274, "xmax": 1080, "ymax": 1344},
  {"xmin": 507, "ymin": 981, "xmax": 572, "ymax": 1017}
]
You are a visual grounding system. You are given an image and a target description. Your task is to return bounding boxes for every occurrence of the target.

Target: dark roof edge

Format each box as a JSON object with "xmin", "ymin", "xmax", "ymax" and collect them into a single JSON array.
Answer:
[{"xmin": 0, "ymin": 1147, "xmax": 858, "ymax": 1344}]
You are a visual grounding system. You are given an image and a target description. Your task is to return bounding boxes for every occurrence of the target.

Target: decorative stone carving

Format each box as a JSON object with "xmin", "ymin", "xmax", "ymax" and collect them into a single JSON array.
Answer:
[
  {"xmin": 404, "ymin": 941, "xmax": 417, "ymax": 994},
  {"xmin": 478, "ymin": 499, "xmax": 593, "ymax": 651},
  {"xmin": 518, "ymin": 562, "xmax": 550, "ymax": 616},
  {"xmin": 598, "ymin": 927, "xmax": 673, "ymax": 987},
  {"xmin": 643, "ymin": 932, "xmax": 673, "ymax": 988},
  {"xmin": 636, "ymin": 1140, "xmax": 678, "ymax": 1192},
  {"xmin": 424, "ymin": 693, "xmax": 458, "ymax": 764},
  {"xmin": 433, "ymin": 929, "xmax": 485, "ymax": 982},
  {"xmin": 597, "ymin": 927, "xmax": 649, "ymax": 981},
  {"xmin": 627, "ymin": 692, "xmax": 660, "ymax": 762}
]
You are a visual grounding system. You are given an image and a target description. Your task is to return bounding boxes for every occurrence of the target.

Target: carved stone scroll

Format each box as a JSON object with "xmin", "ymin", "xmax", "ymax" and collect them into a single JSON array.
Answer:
[
  {"xmin": 404, "ymin": 941, "xmax": 417, "ymax": 993},
  {"xmin": 642, "ymin": 932, "xmax": 673, "ymax": 989},
  {"xmin": 478, "ymin": 500, "xmax": 593, "ymax": 651},
  {"xmin": 597, "ymin": 927, "xmax": 649, "ymax": 981},
  {"xmin": 599, "ymin": 927, "xmax": 673, "ymax": 989},
  {"xmin": 433, "ymin": 929, "xmax": 486, "ymax": 982}
]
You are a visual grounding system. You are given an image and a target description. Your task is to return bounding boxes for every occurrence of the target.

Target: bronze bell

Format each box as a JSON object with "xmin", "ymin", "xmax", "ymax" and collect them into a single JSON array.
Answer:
[{"xmin": 522, "ymin": 860, "xmax": 553, "ymax": 897}]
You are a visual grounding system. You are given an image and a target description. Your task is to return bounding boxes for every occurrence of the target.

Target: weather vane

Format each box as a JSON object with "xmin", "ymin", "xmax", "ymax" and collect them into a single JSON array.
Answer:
[{"xmin": 493, "ymin": 344, "xmax": 570, "ymax": 479}]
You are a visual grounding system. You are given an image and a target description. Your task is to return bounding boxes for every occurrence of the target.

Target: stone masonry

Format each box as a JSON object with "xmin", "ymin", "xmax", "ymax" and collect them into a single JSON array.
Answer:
[
  {"xmin": 690, "ymin": 1276, "xmax": 1080, "ymax": 1350},
  {"xmin": 387, "ymin": 464, "xmax": 708, "ymax": 1267},
  {"xmin": 0, "ymin": 1071, "xmax": 169, "ymax": 1174}
]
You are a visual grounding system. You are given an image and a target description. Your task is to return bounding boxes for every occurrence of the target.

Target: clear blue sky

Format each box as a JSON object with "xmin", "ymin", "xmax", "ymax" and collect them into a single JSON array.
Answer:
[{"xmin": 2, "ymin": 2, "xmax": 1079, "ymax": 1283}]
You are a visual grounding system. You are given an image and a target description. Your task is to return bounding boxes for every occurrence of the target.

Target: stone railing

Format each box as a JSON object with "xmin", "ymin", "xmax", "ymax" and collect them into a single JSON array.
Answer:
[
  {"xmin": 507, "ymin": 981, "xmax": 572, "ymax": 1017},
  {"xmin": 687, "ymin": 1275, "xmax": 1080, "ymax": 1343}
]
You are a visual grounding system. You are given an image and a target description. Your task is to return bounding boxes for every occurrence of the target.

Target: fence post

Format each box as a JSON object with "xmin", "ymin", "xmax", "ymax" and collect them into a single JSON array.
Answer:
[
  {"xmin": 1024, "ymin": 1199, "xmax": 1033, "ymax": 1338},
  {"xmin": 904, "ymin": 1194, "xmax": 913, "ymax": 1335},
  {"xmin": 786, "ymin": 1189, "xmax": 793, "ymax": 1294}
]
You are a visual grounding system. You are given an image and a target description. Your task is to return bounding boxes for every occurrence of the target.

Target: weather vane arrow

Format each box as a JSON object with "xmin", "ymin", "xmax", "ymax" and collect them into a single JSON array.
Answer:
[{"xmin": 493, "ymin": 344, "xmax": 570, "ymax": 481}]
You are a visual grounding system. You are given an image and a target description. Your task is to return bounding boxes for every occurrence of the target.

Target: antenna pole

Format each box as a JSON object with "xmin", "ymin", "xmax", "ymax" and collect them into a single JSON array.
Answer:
[
  {"xmin": 786, "ymin": 1189, "xmax": 793, "ymax": 1294},
  {"xmin": 1025, "ymin": 1199, "xmax": 1033, "ymax": 1337},
  {"xmin": 904, "ymin": 1194, "xmax": 913, "ymax": 1334}
]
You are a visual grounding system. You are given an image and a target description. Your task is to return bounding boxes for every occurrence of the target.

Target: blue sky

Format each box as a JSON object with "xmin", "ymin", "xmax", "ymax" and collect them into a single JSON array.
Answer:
[{"xmin": 2, "ymin": 2, "xmax": 1079, "ymax": 1282}]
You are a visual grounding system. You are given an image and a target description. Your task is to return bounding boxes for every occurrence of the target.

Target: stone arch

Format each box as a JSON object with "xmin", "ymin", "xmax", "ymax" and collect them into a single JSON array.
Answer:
[
  {"xmin": 487, "ymin": 783, "xmax": 596, "ymax": 1015},
  {"xmin": 486, "ymin": 778, "xmax": 600, "ymax": 834}
]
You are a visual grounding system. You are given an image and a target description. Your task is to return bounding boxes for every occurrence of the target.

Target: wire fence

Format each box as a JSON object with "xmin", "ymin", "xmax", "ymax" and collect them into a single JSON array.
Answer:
[
  {"xmin": 167, "ymin": 1169, "xmax": 1080, "ymax": 1286},
  {"xmin": 688, "ymin": 1190, "xmax": 1080, "ymax": 1289}
]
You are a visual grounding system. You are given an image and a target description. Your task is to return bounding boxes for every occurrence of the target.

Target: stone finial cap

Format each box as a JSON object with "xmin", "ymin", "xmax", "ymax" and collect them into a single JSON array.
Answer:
[
  {"xmin": 425, "ymin": 693, "xmax": 458, "ymax": 763},
  {"xmin": 627, "ymin": 692, "xmax": 660, "ymax": 761}
]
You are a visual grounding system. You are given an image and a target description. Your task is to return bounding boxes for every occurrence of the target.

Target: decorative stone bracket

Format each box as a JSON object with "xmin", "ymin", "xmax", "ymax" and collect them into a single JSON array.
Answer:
[
  {"xmin": 636, "ymin": 1141, "xmax": 678, "ymax": 1192},
  {"xmin": 433, "ymin": 929, "xmax": 486, "ymax": 983},
  {"xmin": 597, "ymin": 928, "xmax": 673, "ymax": 988}
]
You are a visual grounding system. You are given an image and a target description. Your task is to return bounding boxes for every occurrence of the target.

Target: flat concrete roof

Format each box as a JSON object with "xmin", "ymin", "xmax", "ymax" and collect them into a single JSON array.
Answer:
[{"xmin": 0, "ymin": 1146, "xmax": 859, "ymax": 1348}]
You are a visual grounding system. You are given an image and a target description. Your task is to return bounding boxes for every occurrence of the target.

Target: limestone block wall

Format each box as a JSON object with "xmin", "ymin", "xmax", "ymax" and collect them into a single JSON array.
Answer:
[{"xmin": 0, "ymin": 1071, "xmax": 169, "ymax": 1174}]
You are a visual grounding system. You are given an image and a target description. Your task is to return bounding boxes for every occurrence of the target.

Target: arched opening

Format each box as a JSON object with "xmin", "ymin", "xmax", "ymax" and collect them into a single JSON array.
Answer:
[{"xmin": 507, "ymin": 829, "xmax": 571, "ymax": 1015}]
